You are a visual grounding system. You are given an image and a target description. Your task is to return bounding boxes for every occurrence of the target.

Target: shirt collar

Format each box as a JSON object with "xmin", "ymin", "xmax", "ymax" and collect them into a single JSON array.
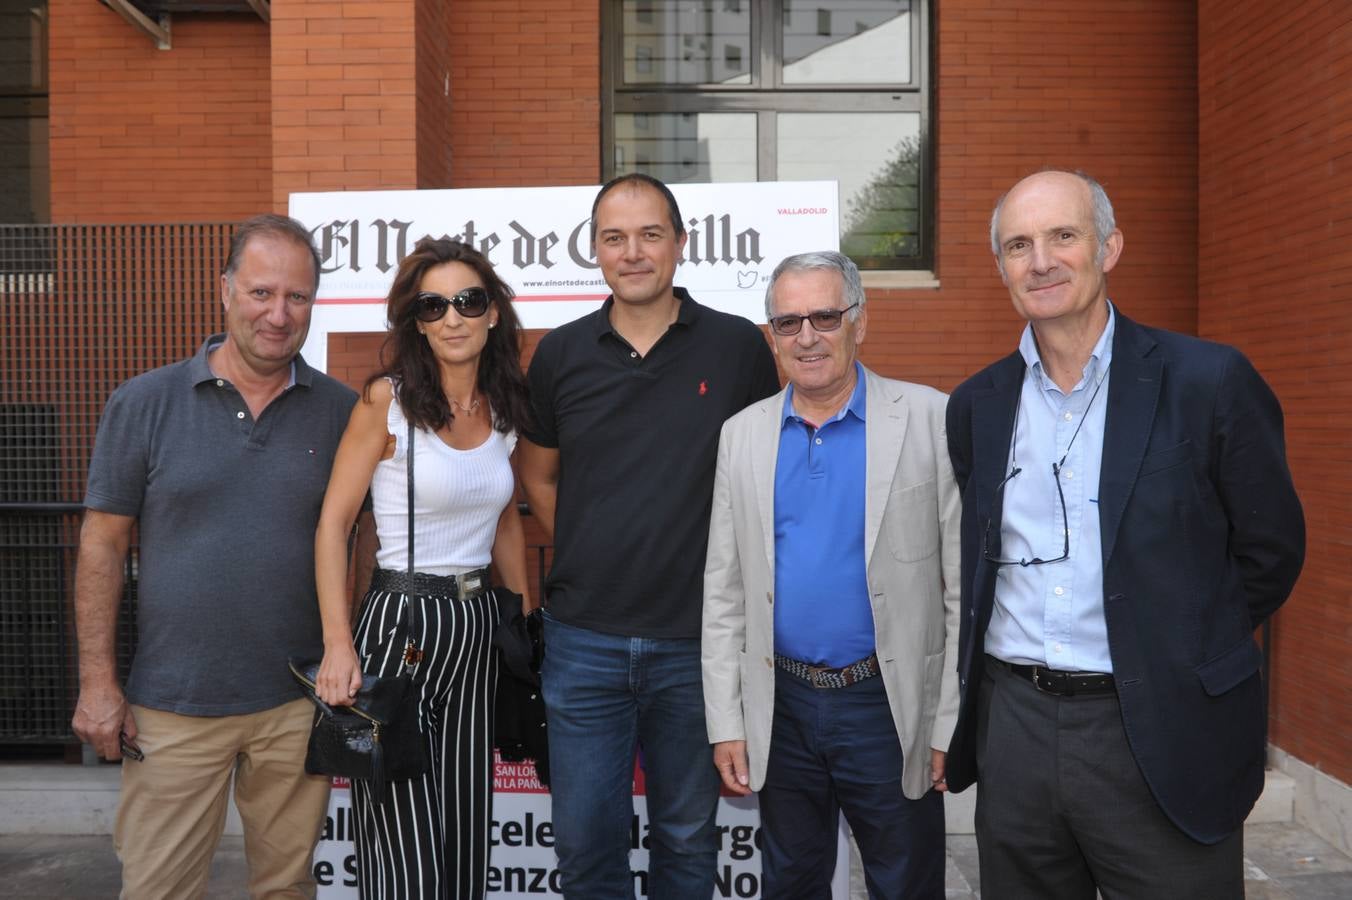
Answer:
[
  {"xmin": 591, "ymin": 286, "xmax": 699, "ymax": 341},
  {"xmin": 1017, "ymin": 301, "xmax": 1116, "ymax": 392},
  {"xmin": 782, "ymin": 361, "xmax": 868, "ymax": 427},
  {"xmin": 192, "ymin": 333, "xmax": 305, "ymax": 389}
]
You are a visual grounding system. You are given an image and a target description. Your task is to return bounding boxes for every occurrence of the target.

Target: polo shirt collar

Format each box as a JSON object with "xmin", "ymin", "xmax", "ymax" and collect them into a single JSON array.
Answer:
[
  {"xmin": 591, "ymin": 286, "xmax": 699, "ymax": 341},
  {"xmin": 782, "ymin": 361, "xmax": 868, "ymax": 427},
  {"xmin": 191, "ymin": 333, "xmax": 306, "ymax": 389}
]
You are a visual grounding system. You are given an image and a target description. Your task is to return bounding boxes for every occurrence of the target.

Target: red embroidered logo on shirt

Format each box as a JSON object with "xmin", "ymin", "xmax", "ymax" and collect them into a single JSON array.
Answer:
[{"xmin": 699, "ymin": 380, "xmax": 708, "ymax": 396}]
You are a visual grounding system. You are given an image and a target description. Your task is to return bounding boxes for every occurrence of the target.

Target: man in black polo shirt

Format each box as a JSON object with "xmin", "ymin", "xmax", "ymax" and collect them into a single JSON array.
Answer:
[{"xmin": 519, "ymin": 173, "xmax": 779, "ymax": 899}]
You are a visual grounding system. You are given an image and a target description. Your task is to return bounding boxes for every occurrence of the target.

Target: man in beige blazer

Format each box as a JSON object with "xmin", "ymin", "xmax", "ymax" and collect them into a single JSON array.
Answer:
[{"xmin": 702, "ymin": 250, "xmax": 962, "ymax": 898}]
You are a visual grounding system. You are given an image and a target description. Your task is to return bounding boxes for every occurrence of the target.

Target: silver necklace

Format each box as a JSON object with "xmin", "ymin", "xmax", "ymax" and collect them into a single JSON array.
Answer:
[{"xmin": 451, "ymin": 395, "xmax": 481, "ymax": 415}]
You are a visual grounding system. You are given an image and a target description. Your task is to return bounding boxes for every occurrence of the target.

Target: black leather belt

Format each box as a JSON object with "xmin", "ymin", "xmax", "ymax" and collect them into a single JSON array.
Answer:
[
  {"xmin": 370, "ymin": 566, "xmax": 490, "ymax": 600},
  {"xmin": 992, "ymin": 656, "xmax": 1115, "ymax": 697},
  {"xmin": 775, "ymin": 652, "xmax": 880, "ymax": 689}
]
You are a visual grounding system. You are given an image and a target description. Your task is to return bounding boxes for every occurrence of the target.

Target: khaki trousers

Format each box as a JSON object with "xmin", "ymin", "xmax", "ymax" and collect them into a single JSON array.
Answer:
[{"xmin": 114, "ymin": 698, "xmax": 330, "ymax": 900}]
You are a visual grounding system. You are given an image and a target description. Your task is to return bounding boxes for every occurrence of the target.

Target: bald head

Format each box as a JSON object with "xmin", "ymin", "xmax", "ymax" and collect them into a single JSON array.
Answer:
[
  {"xmin": 991, "ymin": 170, "xmax": 1117, "ymax": 267},
  {"xmin": 989, "ymin": 170, "xmax": 1124, "ymax": 329}
]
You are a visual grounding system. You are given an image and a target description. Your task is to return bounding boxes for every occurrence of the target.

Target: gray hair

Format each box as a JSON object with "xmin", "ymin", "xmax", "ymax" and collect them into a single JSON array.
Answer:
[
  {"xmin": 764, "ymin": 251, "xmax": 866, "ymax": 320},
  {"xmin": 989, "ymin": 170, "xmax": 1117, "ymax": 263},
  {"xmin": 224, "ymin": 213, "xmax": 323, "ymax": 294}
]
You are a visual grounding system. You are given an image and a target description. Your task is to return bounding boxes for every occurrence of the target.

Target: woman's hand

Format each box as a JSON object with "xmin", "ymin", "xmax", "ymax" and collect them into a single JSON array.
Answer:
[{"xmin": 316, "ymin": 641, "xmax": 364, "ymax": 707}]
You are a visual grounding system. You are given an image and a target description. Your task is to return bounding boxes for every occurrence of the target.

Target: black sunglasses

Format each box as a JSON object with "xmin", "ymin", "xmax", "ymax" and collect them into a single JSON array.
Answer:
[
  {"xmin": 983, "ymin": 370, "xmax": 1106, "ymax": 568},
  {"xmin": 413, "ymin": 287, "xmax": 491, "ymax": 323},
  {"xmin": 982, "ymin": 464, "xmax": 1070, "ymax": 568},
  {"xmin": 768, "ymin": 303, "xmax": 859, "ymax": 336}
]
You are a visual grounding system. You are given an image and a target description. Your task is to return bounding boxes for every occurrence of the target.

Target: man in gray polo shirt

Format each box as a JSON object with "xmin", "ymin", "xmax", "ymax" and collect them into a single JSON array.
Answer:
[{"xmin": 71, "ymin": 214, "xmax": 356, "ymax": 899}]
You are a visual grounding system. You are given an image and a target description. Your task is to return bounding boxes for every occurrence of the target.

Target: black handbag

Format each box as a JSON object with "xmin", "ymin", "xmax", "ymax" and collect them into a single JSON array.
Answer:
[
  {"xmin": 288, "ymin": 657, "xmax": 426, "ymax": 799},
  {"xmin": 290, "ymin": 420, "xmax": 429, "ymax": 799}
]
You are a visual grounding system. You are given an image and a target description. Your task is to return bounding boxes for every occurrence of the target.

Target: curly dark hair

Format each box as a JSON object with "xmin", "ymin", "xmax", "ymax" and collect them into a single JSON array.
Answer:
[{"xmin": 366, "ymin": 238, "xmax": 530, "ymax": 436}]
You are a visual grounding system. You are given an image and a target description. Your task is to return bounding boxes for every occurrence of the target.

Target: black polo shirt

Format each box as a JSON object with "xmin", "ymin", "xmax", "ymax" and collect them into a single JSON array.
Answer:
[{"xmin": 525, "ymin": 288, "xmax": 780, "ymax": 639}]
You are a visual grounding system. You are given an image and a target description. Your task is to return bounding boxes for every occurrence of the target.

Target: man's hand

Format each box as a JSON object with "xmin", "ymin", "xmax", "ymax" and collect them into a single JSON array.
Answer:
[
  {"xmin": 72, "ymin": 510, "xmax": 136, "ymax": 761},
  {"xmin": 930, "ymin": 747, "xmax": 948, "ymax": 793},
  {"xmin": 72, "ymin": 680, "xmax": 136, "ymax": 761},
  {"xmin": 713, "ymin": 740, "xmax": 753, "ymax": 796}
]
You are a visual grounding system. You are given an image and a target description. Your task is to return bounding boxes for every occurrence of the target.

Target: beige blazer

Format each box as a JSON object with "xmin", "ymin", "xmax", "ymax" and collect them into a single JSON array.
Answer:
[{"xmin": 701, "ymin": 366, "xmax": 962, "ymax": 799}]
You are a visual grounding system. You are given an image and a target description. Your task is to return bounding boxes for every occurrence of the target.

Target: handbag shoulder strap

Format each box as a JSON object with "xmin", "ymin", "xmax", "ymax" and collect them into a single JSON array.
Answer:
[
  {"xmin": 406, "ymin": 419, "xmax": 415, "ymax": 576},
  {"xmin": 402, "ymin": 419, "xmax": 420, "ymax": 673}
]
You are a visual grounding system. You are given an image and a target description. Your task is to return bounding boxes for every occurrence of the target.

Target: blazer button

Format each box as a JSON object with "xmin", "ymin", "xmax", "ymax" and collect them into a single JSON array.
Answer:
[
  {"xmin": 764, "ymin": 657, "xmax": 773, "ymax": 668},
  {"xmin": 766, "ymin": 592, "xmax": 773, "ymax": 605}
]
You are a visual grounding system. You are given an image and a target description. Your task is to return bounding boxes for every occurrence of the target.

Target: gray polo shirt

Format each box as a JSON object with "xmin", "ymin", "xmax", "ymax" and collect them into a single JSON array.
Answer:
[{"xmin": 84, "ymin": 335, "xmax": 356, "ymax": 716}]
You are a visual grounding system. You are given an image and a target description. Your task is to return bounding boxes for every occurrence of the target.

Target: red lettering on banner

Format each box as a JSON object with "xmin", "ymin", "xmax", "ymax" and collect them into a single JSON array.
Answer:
[{"xmin": 493, "ymin": 752, "xmax": 549, "ymax": 794}]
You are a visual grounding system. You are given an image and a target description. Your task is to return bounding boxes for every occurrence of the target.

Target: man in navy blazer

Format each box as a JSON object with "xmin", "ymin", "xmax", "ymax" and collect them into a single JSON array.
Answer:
[{"xmin": 945, "ymin": 170, "xmax": 1304, "ymax": 898}]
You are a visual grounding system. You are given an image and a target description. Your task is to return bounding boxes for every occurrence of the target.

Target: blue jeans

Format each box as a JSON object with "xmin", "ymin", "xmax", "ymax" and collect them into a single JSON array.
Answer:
[
  {"xmin": 541, "ymin": 612, "xmax": 720, "ymax": 900},
  {"xmin": 760, "ymin": 669, "xmax": 945, "ymax": 899}
]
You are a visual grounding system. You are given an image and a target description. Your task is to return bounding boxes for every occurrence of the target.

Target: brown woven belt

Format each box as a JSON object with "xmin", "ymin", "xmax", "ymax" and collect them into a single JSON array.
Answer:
[{"xmin": 775, "ymin": 652, "xmax": 881, "ymax": 689}]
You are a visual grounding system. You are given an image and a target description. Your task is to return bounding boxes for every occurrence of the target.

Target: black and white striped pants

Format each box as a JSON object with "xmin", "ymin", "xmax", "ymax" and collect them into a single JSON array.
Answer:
[{"xmin": 349, "ymin": 581, "xmax": 500, "ymax": 900}]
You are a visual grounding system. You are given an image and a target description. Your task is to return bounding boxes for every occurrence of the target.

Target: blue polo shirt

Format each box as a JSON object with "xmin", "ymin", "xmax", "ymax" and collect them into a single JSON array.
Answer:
[{"xmin": 773, "ymin": 364, "xmax": 874, "ymax": 667}]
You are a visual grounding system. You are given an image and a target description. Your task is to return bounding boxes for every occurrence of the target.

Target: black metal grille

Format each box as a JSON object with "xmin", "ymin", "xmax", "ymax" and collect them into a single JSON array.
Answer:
[{"xmin": 1, "ymin": 223, "xmax": 231, "ymax": 743}]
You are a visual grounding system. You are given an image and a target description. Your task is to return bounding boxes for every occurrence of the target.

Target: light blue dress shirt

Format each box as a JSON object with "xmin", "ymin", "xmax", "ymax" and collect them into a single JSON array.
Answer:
[
  {"xmin": 985, "ymin": 306, "xmax": 1116, "ymax": 673},
  {"xmin": 773, "ymin": 363, "xmax": 874, "ymax": 667}
]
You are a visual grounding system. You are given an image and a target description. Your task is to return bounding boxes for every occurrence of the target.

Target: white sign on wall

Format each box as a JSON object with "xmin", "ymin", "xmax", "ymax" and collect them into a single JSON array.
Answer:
[
  {"xmin": 289, "ymin": 181, "xmax": 840, "ymax": 370},
  {"xmin": 312, "ymin": 755, "xmax": 850, "ymax": 899}
]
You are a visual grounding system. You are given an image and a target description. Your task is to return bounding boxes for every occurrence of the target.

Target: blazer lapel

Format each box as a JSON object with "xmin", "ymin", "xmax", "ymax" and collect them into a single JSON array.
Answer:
[
  {"xmin": 1099, "ymin": 314, "xmax": 1162, "ymax": 564},
  {"xmin": 751, "ymin": 391, "xmax": 785, "ymax": 569},
  {"xmin": 973, "ymin": 353, "xmax": 1026, "ymax": 513},
  {"xmin": 956, "ymin": 353, "xmax": 1024, "ymax": 649},
  {"xmin": 864, "ymin": 368, "xmax": 908, "ymax": 565}
]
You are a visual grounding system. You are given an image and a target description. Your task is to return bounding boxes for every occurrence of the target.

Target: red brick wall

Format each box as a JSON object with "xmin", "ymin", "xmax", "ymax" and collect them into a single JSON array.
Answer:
[
  {"xmin": 437, "ymin": 0, "xmax": 1198, "ymax": 391},
  {"xmin": 415, "ymin": 0, "xmax": 455, "ymax": 187},
  {"xmin": 51, "ymin": 0, "xmax": 1195, "ymax": 351},
  {"xmin": 47, "ymin": 3, "xmax": 271, "ymax": 222},
  {"xmin": 269, "ymin": 0, "xmax": 419, "ymax": 211},
  {"xmin": 326, "ymin": 331, "xmax": 386, "ymax": 390},
  {"xmin": 447, "ymin": 1, "xmax": 601, "ymax": 188},
  {"xmin": 1198, "ymin": 1, "xmax": 1352, "ymax": 784},
  {"xmin": 888, "ymin": 0, "xmax": 1199, "ymax": 389}
]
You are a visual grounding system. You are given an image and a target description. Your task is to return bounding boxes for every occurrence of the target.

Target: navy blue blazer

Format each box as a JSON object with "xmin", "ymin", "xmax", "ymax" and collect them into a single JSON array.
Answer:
[{"xmin": 944, "ymin": 309, "xmax": 1305, "ymax": 844}]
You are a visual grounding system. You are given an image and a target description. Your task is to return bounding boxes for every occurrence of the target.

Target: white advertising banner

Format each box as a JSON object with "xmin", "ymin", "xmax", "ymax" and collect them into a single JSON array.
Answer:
[
  {"xmin": 313, "ymin": 756, "xmax": 850, "ymax": 899},
  {"xmin": 289, "ymin": 181, "xmax": 840, "ymax": 370}
]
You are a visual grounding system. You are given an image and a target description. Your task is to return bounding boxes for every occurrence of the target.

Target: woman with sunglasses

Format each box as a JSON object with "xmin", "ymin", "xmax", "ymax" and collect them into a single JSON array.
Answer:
[{"xmin": 312, "ymin": 237, "xmax": 533, "ymax": 899}]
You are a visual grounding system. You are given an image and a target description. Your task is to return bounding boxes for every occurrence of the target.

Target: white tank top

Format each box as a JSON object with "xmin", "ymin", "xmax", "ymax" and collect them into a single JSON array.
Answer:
[{"xmin": 370, "ymin": 389, "xmax": 517, "ymax": 576}]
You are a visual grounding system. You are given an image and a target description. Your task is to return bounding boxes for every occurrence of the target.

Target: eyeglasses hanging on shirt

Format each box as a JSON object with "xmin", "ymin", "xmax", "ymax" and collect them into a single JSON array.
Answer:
[{"xmin": 982, "ymin": 371, "xmax": 1107, "ymax": 568}]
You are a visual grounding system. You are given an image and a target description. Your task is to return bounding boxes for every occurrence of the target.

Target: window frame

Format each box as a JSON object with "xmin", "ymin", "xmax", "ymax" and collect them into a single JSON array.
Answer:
[{"xmin": 601, "ymin": 0, "xmax": 935, "ymax": 271}]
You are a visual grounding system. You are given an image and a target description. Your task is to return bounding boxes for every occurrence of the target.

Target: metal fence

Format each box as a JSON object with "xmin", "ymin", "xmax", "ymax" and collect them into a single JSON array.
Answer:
[
  {"xmin": 1, "ymin": 223, "xmax": 231, "ymax": 743},
  {"xmin": 0, "ymin": 503, "xmax": 137, "ymax": 743}
]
